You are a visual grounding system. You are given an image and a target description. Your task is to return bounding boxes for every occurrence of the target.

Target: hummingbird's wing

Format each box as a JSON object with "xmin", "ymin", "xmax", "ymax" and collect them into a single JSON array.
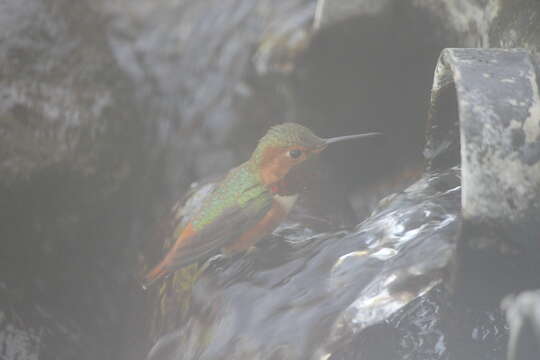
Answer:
[
  {"xmin": 143, "ymin": 165, "xmax": 272, "ymax": 287},
  {"xmin": 173, "ymin": 195, "xmax": 271, "ymax": 263}
]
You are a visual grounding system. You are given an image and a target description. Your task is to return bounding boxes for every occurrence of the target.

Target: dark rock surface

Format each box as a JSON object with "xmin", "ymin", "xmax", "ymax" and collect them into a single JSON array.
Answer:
[
  {"xmin": 0, "ymin": 0, "xmax": 141, "ymax": 184},
  {"xmin": 0, "ymin": 1, "xmax": 149, "ymax": 359}
]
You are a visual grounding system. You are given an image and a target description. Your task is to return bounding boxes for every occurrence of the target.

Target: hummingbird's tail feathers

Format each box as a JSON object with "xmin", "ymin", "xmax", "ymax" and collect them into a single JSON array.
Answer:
[
  {"xmin": 141, "ymin": 223, "xmax": 197, "ymax": 290},
  {"xmin": 141, "ymin": 264, "xmax": 168, "ymax": 290}
]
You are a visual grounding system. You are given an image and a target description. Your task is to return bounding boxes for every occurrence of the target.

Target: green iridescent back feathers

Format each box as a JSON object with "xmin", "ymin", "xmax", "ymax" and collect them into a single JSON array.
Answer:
[{"xmin": 191, "ymin": 163, "xmax": 269, "ymax": 231}]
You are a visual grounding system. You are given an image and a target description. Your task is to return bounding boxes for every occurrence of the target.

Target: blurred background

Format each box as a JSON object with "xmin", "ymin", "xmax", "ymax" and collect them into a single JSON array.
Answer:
[{"xmin": 1, "ymin": 0, "xmax": 540, "ymax": 359}]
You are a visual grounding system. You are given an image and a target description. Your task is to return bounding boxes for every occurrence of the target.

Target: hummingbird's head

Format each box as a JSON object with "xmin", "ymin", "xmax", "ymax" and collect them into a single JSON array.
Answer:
[{"xmin": 250, "ymin": 123, "xmax": 380, "ymax": 187}]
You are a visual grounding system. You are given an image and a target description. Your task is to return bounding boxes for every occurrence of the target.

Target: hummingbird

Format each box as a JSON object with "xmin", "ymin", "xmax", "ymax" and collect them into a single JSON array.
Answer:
[{"xmin": 142, "ymin": 123, "xmax": 380, "ymax": 288}]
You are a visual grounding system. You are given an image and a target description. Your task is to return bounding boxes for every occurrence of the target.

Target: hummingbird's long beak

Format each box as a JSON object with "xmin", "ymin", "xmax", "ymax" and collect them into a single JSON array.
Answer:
[
  {"xmin": 324, "ymin": 132, "xmax": 382, "ymax": 144},
  {"xmin": 316, "ymin": 132, "xmax": 382, "ymax": 152}
]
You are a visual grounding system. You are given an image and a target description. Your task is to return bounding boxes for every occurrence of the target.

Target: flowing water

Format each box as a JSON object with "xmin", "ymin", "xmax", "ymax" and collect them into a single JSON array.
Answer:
[{"xmin": 145, "ymin": 168, "xmax": 506, "ymax": 360}]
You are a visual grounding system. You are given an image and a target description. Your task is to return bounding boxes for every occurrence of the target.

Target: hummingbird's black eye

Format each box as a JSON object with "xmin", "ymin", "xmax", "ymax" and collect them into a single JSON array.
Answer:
[{"xmin": 288, "ymin": 149, "xmax": 302, "ymax": 159}]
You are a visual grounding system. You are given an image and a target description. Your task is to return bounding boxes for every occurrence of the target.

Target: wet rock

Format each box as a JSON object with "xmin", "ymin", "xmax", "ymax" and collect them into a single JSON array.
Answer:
[
  {"xmin": 425, "ymin": 49, "xmax": 540, "ymax": 341},
  {"xmin": 0, "ymin": 0, "xmax": 151, "ymax": 359},
  {"xmin": 0, "ymin": 298, "xmax": 84, "ymax": 360},
  {"xmin": 326, "ymin": 286, "xmax": 450, "ymax": 360},
  {"xmin": 146, "ymin": 169, "xmax": 461, "ymax": 360},
  {"xmin": 315, "ymin": 0, "xmax": 540, "ymax": 51},
  {"xmin": 0, "ymin": 0, "xmax": 141, "ymax": 185},
  {"xmin": 415, "ymin": 0, "xmax": 540, "ymax": 50},
  {"xmin": 426, "ymin": 47, "xmax": 540, "ymax": 360},
  {"xmin": 428, "ymin": 48, "xmax": 540, "ymax": 252},
  {"xmin": 503, "ymin": 290, "xmax": 540, "ymax": 360}
]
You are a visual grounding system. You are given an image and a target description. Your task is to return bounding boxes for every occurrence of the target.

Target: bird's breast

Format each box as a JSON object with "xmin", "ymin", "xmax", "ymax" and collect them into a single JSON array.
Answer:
[{"xmin": 273, "ymin": 193, "xmax": 299, "ymax": 215}]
